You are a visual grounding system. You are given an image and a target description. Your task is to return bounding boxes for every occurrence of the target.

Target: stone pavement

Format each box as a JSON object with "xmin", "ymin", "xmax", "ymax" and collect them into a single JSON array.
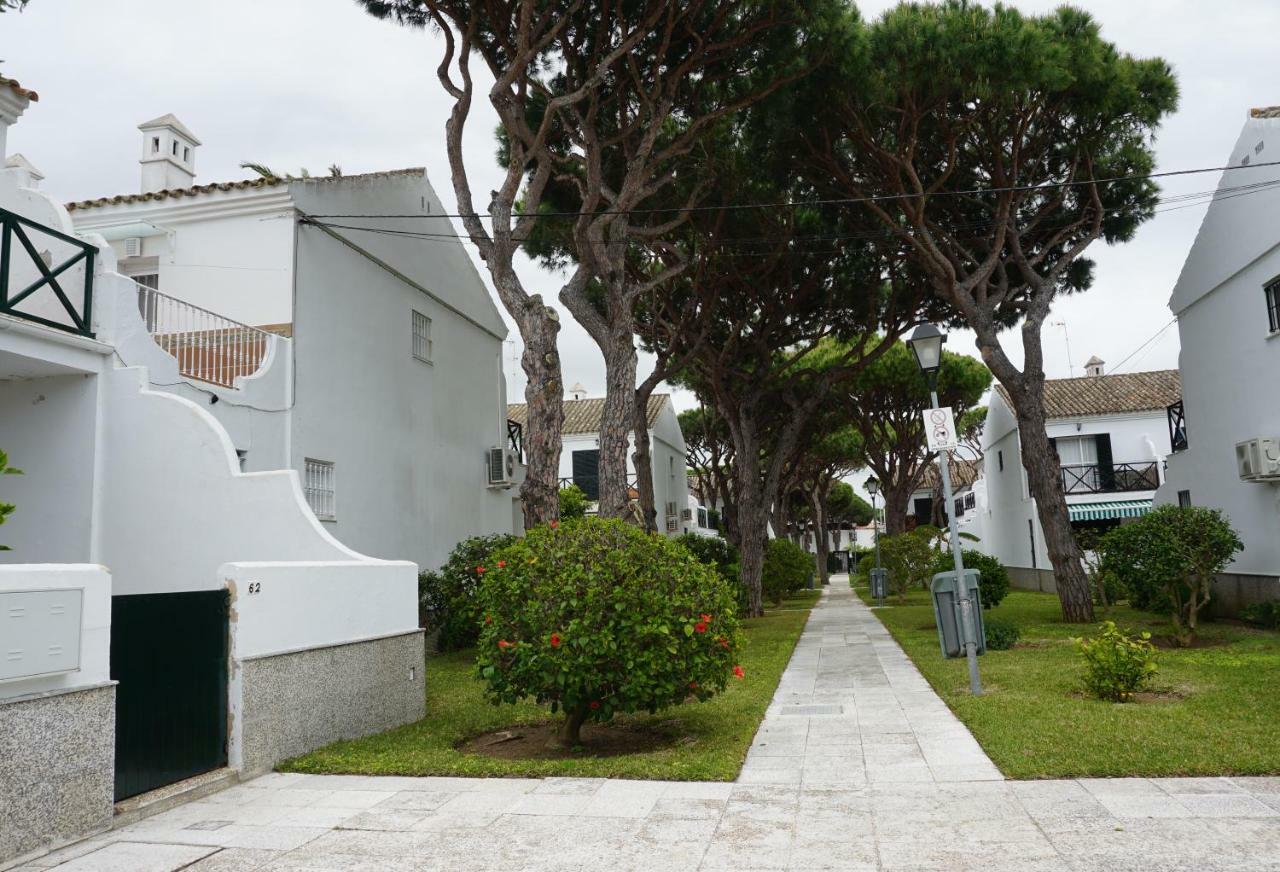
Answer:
[{"xmin": 15, "ymin": 578, "xmax": 1280, "ymax": 871}]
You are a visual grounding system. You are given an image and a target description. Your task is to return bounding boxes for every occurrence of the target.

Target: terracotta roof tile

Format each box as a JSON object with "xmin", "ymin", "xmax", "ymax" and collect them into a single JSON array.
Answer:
[
  {"xmin": 65, "ymin": 168, "xmax": 425, "ymax": 212},
  {"xmin": 995, "ymin": 369, "xmax": 1180, "ymax": 419},
  {"xmin": 0, "ymin": 75, "xmax": 38, "ymax": 102},
  {"xmin": 1250, "ymin": 106, "xmax": 1280, "ymax": 119},
  {"xmin": 920, "ymin": 457, "xmax": 980, "ymax": 490},
  {"xmin": 507, "ymin": 394, "xmax": 670, "ymax": 435}
]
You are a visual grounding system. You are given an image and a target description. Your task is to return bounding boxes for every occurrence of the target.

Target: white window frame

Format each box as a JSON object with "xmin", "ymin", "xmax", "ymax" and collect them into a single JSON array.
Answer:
[
  {"xmin": 412, "ymin": 309, "xmax": 433, "ymax": 364},
  {"xmin": 304, "ymin": 458, "xmax": 336, "ymax": 521}
]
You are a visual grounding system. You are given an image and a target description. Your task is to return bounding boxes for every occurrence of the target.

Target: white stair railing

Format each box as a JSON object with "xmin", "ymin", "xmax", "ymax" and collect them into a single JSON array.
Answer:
[{"xmin": 134, "ymin": 282, "xmax": 273, "ymax": 388}]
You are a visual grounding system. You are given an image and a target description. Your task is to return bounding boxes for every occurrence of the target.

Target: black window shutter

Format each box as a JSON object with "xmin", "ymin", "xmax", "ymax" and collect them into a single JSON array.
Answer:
[
  {"xmin": 1094, "ymin": 433, "xmax": 1115, "ymax": 491},
  {"xmin": 572, "ymin": 449, "xmax": 600, "ymax": 501}
]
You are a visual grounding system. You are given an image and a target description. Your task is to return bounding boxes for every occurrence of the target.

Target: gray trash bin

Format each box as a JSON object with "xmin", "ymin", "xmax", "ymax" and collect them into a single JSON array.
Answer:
[
  {"xmin": 930, "ymin": 569, "xmax": 986, "ymax": 658},
  {"xmin": 869, "ymin": 567, "xmax": 888, "ymax": 601}
]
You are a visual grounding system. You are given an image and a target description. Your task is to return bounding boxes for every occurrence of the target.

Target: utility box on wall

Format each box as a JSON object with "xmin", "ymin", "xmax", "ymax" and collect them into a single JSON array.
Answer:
[{"xmin": 0, "ymin": 588, "xmax": 83, "ymax": 681}]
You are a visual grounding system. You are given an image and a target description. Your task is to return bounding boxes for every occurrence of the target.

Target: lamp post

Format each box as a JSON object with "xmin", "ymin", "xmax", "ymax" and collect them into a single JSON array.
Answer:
[
  {"xmin": 865, "ymin": 475, "xmax": 885, "ymax": 606},
  {"xmin": 906, "ymin": 324, "xmax": 982, "ymax": 695}
]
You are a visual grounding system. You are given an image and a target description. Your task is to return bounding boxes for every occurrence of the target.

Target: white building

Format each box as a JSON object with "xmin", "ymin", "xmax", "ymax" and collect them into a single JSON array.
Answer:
[
  {"xmin": 66, "ymin": 114, "xmax": 523, "ymax": 570},
  {"xmin": 980, "ymin": 364, "xmax": 1179, "ymax": 589},
  {"xmin": 1157, "ymin": 106, "xmax": 1280, "ymax": 609},
  {"xmin": 507, "ymin": 393, "xmax": 690, "ymax": 535}
]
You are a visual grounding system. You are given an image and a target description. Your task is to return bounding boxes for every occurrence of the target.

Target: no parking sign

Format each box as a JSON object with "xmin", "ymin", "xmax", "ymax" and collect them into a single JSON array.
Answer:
[{"xmin": 923, "ymin": 406, "xmax": 958, "ymax": 452}]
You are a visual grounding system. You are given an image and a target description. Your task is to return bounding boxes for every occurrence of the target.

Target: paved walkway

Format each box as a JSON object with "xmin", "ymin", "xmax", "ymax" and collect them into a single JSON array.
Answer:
[{"xmin": 18, "ymin": 579, "xmax": 1280, "ymax": 871}]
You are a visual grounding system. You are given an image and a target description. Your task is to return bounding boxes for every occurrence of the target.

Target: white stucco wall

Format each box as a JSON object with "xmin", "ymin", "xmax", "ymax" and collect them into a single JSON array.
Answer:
[
  {"xmin": 0, "ymin": 564, "xmax": 111, "ymax": 702},
  {"xmin": 1158, "ymin": 113, "xmax": 1280, "ymax": 576},
  {"xmin": 289, "ymin": 172, "xmax": 515, "ymax": 571}
]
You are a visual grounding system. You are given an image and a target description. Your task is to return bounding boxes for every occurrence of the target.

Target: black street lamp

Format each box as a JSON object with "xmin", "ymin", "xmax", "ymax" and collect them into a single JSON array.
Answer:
[
  {"xmin": 906, "ymin": 324, "xmax": 983, "ymax": 695},
  {"xmin": 865, "ymin": 476, "xmax": 886, "ymax": 606}
]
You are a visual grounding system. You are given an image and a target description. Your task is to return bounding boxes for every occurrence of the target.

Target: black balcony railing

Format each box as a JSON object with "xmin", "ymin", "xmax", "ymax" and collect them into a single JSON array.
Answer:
[
  {"xmin": 0, "ymin": 206, "xmax": 96, "ymax": 337},
  {"xmin": 558, "ymin": 473, "xmax": 640, "ymax": 504},
  {"xmin": 506, "ymin": 419, "xmax": 524, "ymax": 463},
  {"xmin": 1060, "ymin": 461, "xmax": 1160, "ymax": 495},
  {"xmin": 1168, "ymin": 400, "xmax": 1188, "ymax": 453}
]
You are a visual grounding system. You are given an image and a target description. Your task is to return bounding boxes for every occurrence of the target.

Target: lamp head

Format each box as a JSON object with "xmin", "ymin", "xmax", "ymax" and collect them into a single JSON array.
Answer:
[
  {"xmin": 906, "ymin": 323, "xmax": 946, "ymax": 377},
  {"xmin": 865, "ymin": 476, "xmax": 879, "ymax": 497}
]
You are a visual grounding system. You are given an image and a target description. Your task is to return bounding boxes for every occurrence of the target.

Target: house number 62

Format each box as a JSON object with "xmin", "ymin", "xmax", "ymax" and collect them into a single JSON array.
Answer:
[{"xmin": 248, "ymin": 582, "xmax": 261, "ymax": 594}]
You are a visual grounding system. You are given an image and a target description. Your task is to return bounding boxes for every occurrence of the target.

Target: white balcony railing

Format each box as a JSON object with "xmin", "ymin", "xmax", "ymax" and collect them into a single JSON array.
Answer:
[{"xmin": 135, "ymin": 283, "xmax": 273, "ymax": 388}]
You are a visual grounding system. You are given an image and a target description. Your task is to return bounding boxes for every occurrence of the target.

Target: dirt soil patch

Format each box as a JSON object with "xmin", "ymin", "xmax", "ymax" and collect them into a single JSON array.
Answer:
[
  {"xmin": 1149, "ymin": 635, "xmax": 1233, "ymax": 650},
  {"xmin": 459, "ymin": 723, "xmax": 685, "ymax": 760}
]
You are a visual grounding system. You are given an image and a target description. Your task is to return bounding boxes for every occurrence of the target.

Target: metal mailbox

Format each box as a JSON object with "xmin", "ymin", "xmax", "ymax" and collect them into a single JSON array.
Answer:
[
  {"xmin": 929, "ymin": 569, "xmax": 985, "ymax": 659},
  {"xmin": 869, "ymin": 567, "xmax": 889, "ymax": 601},
  {"xmin": 0, "ymin": 588, "xmax": 83, "ymax": 682}
]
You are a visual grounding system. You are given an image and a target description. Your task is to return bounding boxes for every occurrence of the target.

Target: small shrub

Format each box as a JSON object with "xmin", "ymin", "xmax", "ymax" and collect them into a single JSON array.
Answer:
[
  {"xmin": 476, "ymin": 518, "xmax": 743, "ymax": 748},
  {"xmin": 1241, "ymin": 601, "xmax": 1280, "ymax": 630},
  {"xmin": 984, "ymin": 617, "xmax": 1021, "ymax": 651},
  {"xmin": 675, "ymin": 533, "xmax": 739, "ymax": 584},
  {"xmin": 1100, "ymin": 505, "xmax": 1243, "ymax": 646},
  {"xmin": 878, "ymin": 531, "xmax": 934, "ymax": 601},
  {"xmin": 929, "ymin": 548, "xmax": 1010, "ymax": 609},
  {"xmin": 1074, "ymin": 621, "xmax": 1158, "ymax": 702},
  {"xmin": 558, "ymin": 484, "xmax": 590, "ymax": 520},
  {"xmin": 418, "ymin": 533, "xmax": 518, "ymax": 651},
  {"xmin": 762, "ymin": 538, "xmax": 813, "ymax": 605},
  {"xmin": 0, "ymin": 448, "xmax": 21, "ymax": 552}
]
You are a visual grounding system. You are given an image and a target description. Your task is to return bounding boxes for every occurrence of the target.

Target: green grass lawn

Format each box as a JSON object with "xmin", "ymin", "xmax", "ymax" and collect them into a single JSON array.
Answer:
[
  {"xmin": 855, "ymin": 582, "xmax": 1280, "ymax": 779},
  {"xmin": 280, "ymin": 590, "xmax": 818, "ymax": 781}
]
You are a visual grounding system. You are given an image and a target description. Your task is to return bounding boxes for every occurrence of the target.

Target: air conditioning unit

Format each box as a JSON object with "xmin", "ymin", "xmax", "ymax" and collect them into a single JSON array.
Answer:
[
  {"xmin": 1236, "ymin": 438, "xmax": 1280, "ymax": 481},
  {"xmin": 666, "ymin": 517, "xmax": 679, "ymax": 533},
  {"xmin": 487, "ymin": 446, "xmax": 516, "ymax": 487},
  {"xmin": 680, "ymin": 508, "xmax": 693, "ymax": 521},
  {"xmin": 123, "ymin": 237, "xmax": 142, "ymax": 257}
]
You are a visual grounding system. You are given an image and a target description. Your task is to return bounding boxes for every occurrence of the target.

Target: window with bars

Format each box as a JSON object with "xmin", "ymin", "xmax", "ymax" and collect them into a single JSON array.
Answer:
[
  {"xmin": 412, "ymin": 310, "xmax": 433, "ymax": 363},
  {"xmin": 304, "ymin": 459, "xmax": 336, "ymax": 521},
  {"xmin": 1266, "ymin": 279, "xmax": 1280, "ymax": 334}
]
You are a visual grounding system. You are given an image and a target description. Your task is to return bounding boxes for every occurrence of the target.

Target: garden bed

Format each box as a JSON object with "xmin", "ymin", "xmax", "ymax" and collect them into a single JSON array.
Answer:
[
  {"xmin": 278, "ymin": 591, "xmax": 816, "ymax": 781},
  {"xmin": 855, "ymin": 584, "xmax": 1280, "ymax": 779}
]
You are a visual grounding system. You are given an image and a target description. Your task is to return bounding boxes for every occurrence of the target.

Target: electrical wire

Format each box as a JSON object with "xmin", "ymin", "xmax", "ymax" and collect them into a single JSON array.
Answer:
[{"xmin": 1108, "ymin": 317, "xmax": 1179, "ymax": 375}]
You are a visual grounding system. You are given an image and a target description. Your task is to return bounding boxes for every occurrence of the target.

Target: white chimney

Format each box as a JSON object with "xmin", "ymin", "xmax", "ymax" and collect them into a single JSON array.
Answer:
[
  {"xmin": 138, "ymin": 113, "xmax": 200, "ymax": 194},
  {"xmin": 6, "ymin": 153, "xmax": 43, "ymax": 189},
  {"xmin": 0, "ymin": 76, "xmax": 36, "ymax": 162},
  {"xmin": 568, "ymin": 382, "xmax": 588, "ymax": 401},
  {"xmin": 1084, "ymin": 356, "xmax": 1105, "ymax": 377}
]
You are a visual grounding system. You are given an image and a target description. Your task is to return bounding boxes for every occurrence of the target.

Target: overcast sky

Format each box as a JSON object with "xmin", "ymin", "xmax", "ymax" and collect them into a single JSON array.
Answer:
[{"xmin": 5, "ymin": 0, "xmax": 1277, "ymax": 409}]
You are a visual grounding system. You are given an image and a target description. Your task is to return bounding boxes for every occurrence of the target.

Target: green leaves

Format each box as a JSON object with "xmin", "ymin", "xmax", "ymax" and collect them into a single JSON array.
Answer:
[
  {"xmin": 0, "ymin": 448, "xmax": 21, "ymax": 552},
  {"xmin": 1074, "ymin": 621, "xmax": 1159, "ymax": 702}
]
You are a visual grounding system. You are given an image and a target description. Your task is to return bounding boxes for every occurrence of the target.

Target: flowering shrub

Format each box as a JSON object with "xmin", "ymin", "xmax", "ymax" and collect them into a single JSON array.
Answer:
[
  {"xmin": 1075, "ymin": 621, "xmax": 1158, "ymax": 702},
  {"xmin": 418, "ymin": 533, "xmax": 518, "ymax": 651},
  {"xmin": 475, "ymin": 518, "xmax": 744, "ymax": 748}
]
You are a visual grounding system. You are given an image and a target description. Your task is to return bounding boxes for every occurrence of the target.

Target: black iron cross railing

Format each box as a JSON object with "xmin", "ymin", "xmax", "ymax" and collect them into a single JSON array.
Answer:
[
  {"xmin": 506, "ymin": 419, "xmax": 524, "ymax": 463},
  {"xmin": 1060, "ymin": 461, "xmax": 1160, "ymax": 495},
  {"xmin": 0, "ymin": 206, "xmax": 96, "ymax": 337},
  {"xmin": 1167, "ymin": 400, "xmax": 1188, "ymax": 453}
]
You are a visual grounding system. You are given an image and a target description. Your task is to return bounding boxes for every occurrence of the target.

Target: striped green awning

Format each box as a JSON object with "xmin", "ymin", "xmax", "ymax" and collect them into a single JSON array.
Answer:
[{"xmin": 1069, "ymin": 499, "xmax": 1152, "ymax": 522}]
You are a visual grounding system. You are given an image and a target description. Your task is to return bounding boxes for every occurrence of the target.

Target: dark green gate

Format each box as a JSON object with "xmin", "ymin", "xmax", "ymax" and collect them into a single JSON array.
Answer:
[{"xmin": 111, "ymin": 590, "xmax": 229, "ymax": 801}]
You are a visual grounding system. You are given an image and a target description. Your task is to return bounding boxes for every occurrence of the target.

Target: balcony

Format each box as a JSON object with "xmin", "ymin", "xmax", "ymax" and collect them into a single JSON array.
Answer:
[
  {"xmin": 0, "ymin": 206, "xmax": 96, "ymax": 337},
  {"xmin": 135, "ymin": 283, "xmax": 273, "ymax": 388},
  {"xmin": 1060, "ymin": 461, "xmax": 1160, "ymax": 495},
  {"xmin": 506, "ymin": 418, "xmax": 524, "ymax": 463},
  {"xmin": 558, "ymin": 473, "xmax": 640, "ymax": 503},
  {"xmin": 1168, "ymin": 400, "xmax": 1188, "ymax": 453}
]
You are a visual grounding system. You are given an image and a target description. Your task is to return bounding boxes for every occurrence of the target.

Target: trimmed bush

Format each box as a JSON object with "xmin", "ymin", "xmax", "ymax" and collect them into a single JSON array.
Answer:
[
  {"xmin": 675, "ymin": 533, "xmax": 739, "ymax": 586},
  {"xmin": 878, "ymin": 531, "xmax": 934, "ymax": 601},
  {"xmin": 762, "ymin": 538, "xmax": 813, "ymax": 605},
  {"xmin": 929, "ymin": 549, "xmax": 1010, "ymax": 610},
  {"xmin": 476, "ymin": 518, "xmax": 744, "ymax": 748},
  {"xmin": 1100, "ymin": 505, "xmax": 1243, "ymax": 646},
  {"xmin": 984, "ymin": 617, "xmax": 1021, "ymax": 651},
  {"xmin": 1074, "ymin": 621, "xmax": 1158, "ymax": 702},
  {"xmin": 558, "ymin": 484, "xmax": 590, "ymax": 520},
  {"xmin": 418, "ymin": 533, "xmax": 518, "ymax": 652},
  {"xmin": 1241, "ymin": 601, "xmax": 1280, "ymax": 630}
]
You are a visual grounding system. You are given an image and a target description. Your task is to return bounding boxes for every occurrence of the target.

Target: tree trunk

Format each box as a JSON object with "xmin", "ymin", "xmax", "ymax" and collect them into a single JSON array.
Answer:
[
  {"xmin": 518, "ymin": 310, "xmax": 564, "ymax": 529},
  {"xmin": 810, "ymin": 489, "xmax": 830, "ymax": 586},
  {"xmin": 734, "ymin": 454, "xmax": 768, "ymax": 618},
  {"xmin": 547, "ymin": 704, "xmax": 589, "ymax": 750},
  {"xmin": 882, "ymin": 482, "xmax": 912, "ymax": 536},
  {"xmin": 632, "ymin": 383, "xmax": 658, "ymax": 533},
  {"xmin": 596, "ymin": 336, "xmax": 639, "ymax": 521},
  {"xmin": 1011, "ymin": 395, "xmax": 1095, "ymax": 622}
]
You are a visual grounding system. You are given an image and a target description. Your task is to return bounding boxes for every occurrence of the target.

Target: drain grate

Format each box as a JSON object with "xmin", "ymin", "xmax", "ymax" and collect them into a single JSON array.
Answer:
[{"xmin": 780, "ymin": 704, "xmax": 844, "ymax": 716}]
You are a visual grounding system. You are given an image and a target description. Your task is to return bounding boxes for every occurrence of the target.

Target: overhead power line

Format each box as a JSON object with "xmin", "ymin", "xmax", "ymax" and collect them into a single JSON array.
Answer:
[{"xmin": 305, "ymin": 159, "xmax": 1280, "ymax": 222}]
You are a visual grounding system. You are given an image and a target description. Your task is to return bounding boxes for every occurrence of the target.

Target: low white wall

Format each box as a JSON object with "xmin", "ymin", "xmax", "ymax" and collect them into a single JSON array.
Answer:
[
  {"xmin": 221, "ymin": 560, "xmax": 418, "ymax": 661},
  {"xmin": 0, "ymin": 564, "xmax": 112, "ymax": 702}
]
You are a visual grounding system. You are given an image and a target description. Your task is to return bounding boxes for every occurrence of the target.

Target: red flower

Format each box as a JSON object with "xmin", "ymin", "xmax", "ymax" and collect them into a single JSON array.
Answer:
[
  {"xmin": 689, "ymin": 681, "xmax": 698, "ymax": 690},
  {"xmin": 475, "ymin": 565, "xmax": 487, "ymax": 575},
  {"xmin": 733, "ymin": 665, "xmax": 745, "ymax": 679},
  {"xmin": 719, "ymin": 637, "xmax": 730, "ymax": 649},
  {"xmin": 700, "ymin": 613, "xmax": 712, "ymax": 623},
  {"xmin": 550, "ymin": 633, "xmax": 562, "ymax": 648},
  {"xmin": 497, "ymin": 560, "xmax": 507, "ymax": 569},
  {"xmin": 589, "ymin": 700, "xmax": 600, "ymax": 710},
  {"xmin": 549, "ymin": 520, "xmax": 560, "ymax": 529},
  {"xmin": 485, "ymin": 614, "xmax": 492, "ymax": 625},
  {"xmin": 694, "ymin": 621, "xmax": 708, "ymax": 634},
  {"xmin": 498, "ymin": 639, "xmax": 511, "ymax": 649}
]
